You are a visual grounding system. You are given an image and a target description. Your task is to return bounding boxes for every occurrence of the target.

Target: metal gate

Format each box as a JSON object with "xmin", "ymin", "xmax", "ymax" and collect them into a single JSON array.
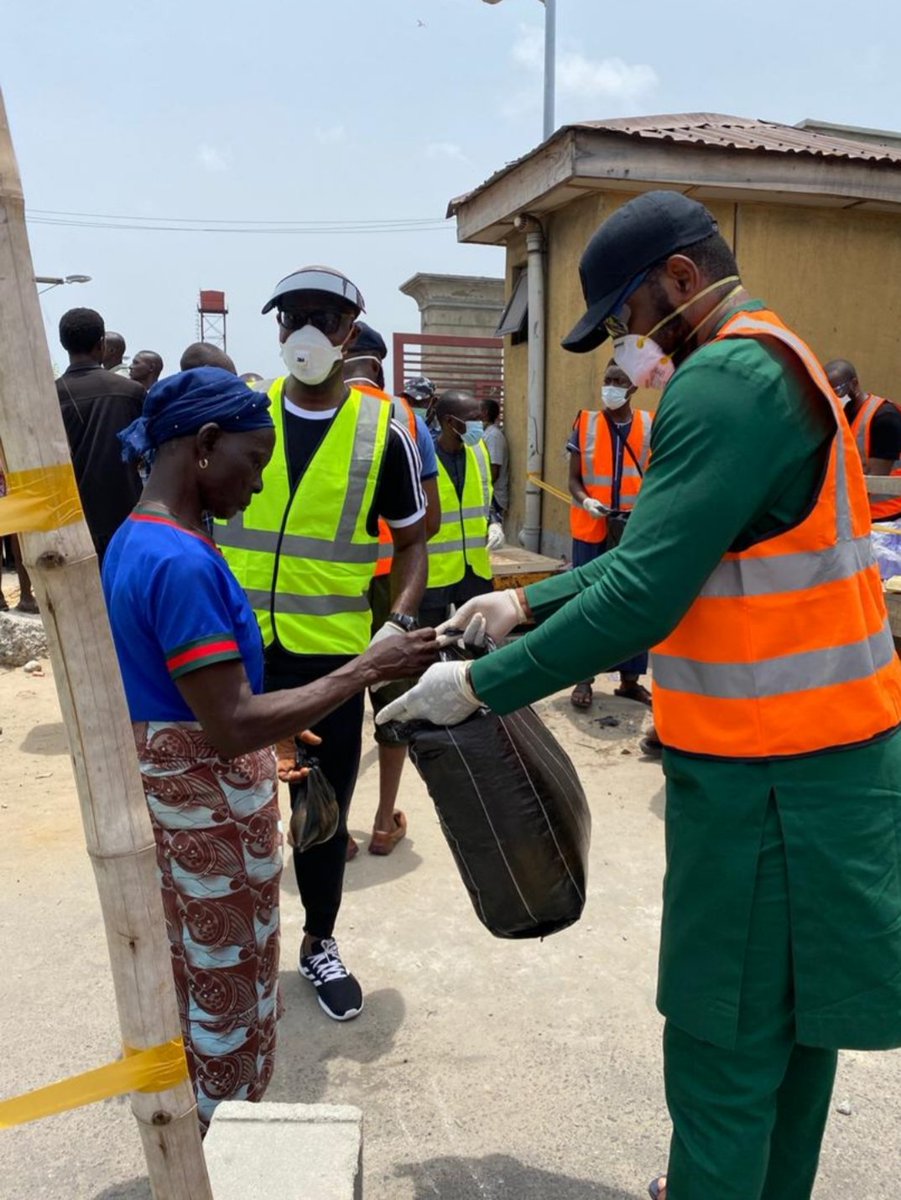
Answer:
[{"xmin": 392, "ymin": 333, "xmax": 504, "ymax": 406}]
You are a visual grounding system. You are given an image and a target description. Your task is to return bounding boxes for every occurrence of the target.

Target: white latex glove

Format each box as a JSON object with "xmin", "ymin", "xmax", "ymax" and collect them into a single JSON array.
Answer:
[
  {"xmin": 435, "ymin": 588, "xmax": 528, "ymax": 644},
  {"xmin": 582, "ymin": 497, "xmax": 609, "ymax": 519},
  {"xmin": 375, "ymin": 661, "xmax": 481, "ymax": 727},
  {"xmin": 367, "ymin": 620, "xmax": 405, "ymax": 692},
  {"xmin": 487, "ymin": 522, "xmax": 506, "ymax": 551}
]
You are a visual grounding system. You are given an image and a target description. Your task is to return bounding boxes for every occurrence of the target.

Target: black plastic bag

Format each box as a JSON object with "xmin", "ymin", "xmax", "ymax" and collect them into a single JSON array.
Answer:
[
  {"xmin": 407, "ymin": 701, "xmax": 591, "ymax": 939},
  {"xmin": 289, "ymin": 748, "xmax": 340, "ymax": 853}
]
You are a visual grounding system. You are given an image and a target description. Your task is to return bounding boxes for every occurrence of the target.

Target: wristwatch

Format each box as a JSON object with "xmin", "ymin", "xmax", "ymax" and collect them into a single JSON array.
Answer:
[{"xmin": 388, "ymin": 612, "xmax": 419, "ymax": 632}]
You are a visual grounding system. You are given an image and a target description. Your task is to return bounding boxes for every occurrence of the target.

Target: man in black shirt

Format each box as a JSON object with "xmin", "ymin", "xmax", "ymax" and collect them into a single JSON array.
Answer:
[
  {"xmin": 128, "ymin": 350, "xmax": 164, "ymax": 391},
  {"xmin": 218, "ymin": 266, "xmax": 426, "ymax": 1023},
  {"xmin": 55, "ymin": 308, "xmax": 145, "ymax": 564},
  {"xmin": 827, "ymin": 357, "xmax": 901, "ymax": 520}
]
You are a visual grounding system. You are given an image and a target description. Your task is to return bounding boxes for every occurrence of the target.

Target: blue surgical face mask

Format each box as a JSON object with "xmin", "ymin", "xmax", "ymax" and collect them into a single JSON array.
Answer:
[{"xmin": 461, "ymin": 420, "xmax": 484, "ymax": 447}]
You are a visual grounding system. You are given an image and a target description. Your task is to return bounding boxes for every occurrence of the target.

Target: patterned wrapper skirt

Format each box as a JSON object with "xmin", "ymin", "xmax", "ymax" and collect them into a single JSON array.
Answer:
[{"xmin": 133, "ymin": 721, "xmax": 283, "ymax": 1131}]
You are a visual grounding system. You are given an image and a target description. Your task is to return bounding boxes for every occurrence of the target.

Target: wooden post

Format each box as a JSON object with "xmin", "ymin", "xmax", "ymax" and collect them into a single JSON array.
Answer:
[{"xmin": 0, "ymin": 91, "xmax": 212, "ymax": 1198}]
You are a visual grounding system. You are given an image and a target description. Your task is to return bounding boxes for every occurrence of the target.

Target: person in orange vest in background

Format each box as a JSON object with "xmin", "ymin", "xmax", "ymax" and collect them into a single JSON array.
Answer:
[
  {"xmin": 567, "ymin": 360, "xmax": 652, "ymax": 710},
  {"xmin": 343, "ymin": 322, "xmax": 441, "ymax": 856},
  {"xmin": 825, "ymin": 358, "xmax": 901, "ymax": 522}
]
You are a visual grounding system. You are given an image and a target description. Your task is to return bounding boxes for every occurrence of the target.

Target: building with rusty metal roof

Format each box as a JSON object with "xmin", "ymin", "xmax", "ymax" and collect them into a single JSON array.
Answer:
[{"xmin": 447, "ymin": 113, "xmax": 901, "ymax": 555}]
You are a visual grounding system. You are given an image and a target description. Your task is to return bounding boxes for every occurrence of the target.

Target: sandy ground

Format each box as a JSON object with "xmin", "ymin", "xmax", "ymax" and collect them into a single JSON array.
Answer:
[{"xmin": 0, "ymin": 657, "xmax": 899, "ymax": 1200}]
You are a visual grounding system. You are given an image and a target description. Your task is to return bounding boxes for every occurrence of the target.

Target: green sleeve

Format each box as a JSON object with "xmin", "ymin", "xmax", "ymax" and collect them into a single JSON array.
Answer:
[{"xmin": 472, "ymin": 335, "xmax": 832, "ymax": 713}]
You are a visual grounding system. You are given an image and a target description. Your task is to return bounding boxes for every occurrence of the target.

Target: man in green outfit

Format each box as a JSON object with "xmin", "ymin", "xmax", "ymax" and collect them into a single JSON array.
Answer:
[{"xmin": 378, "ymin": 191, "xmax": 901, "ymax": 1200}]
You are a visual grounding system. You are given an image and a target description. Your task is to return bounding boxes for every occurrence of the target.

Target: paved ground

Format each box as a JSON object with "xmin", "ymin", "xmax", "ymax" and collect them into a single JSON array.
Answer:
[{"xmin": 0, "ymin": 660, "xmax": 898, "ymax": 1199}]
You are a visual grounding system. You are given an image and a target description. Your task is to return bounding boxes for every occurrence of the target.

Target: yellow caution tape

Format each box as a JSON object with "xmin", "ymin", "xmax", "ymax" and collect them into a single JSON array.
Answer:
[
  {"xmin": 527, "ymin": 473, "xmax": 573, "ymax": 505},
  {"xmin": 0, "ymin": 463, "xmax": 84, "ymax": 537},
  {"xmin": 0, "ymin": 1037, "xmax": 189, "ymax": 1129}
]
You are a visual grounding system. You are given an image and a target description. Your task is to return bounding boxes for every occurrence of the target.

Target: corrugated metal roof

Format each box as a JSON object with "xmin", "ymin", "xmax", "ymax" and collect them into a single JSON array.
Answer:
[
  {"xmin": 447, "ymin": 112, "xmax": 901, "ymax": 223},
  {"xmin": 575, "ymin": 113, "xmax": 901, "ymax": 163}
]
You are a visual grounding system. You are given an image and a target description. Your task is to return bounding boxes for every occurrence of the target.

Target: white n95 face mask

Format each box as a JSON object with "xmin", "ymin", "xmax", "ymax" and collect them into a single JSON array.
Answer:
[
  {"xmin": 613, "ymin": 335, "xmax": 674, "ymax": 391},
  {"xmin": 601, "ymin": 385, "xmax": 630, "ymax": 410},
  {"xmin": 612, "ymin": 274, "xmax": 742, "ymax": 391},
  {"xmin": 281, "ymin": 325, "xmax": 344, "ymax": 386}
]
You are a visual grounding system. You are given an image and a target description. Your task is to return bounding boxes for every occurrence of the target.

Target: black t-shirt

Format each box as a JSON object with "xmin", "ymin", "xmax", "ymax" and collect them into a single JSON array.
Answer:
[
  {"xmin": 282, "ymin": 399, "xmax": 424, "ymax": 535},
  {"xmin": 55, "ymin": 364, "xmax": 145, "ymax": 561},
  {"xmin": 867, "ymin": 402, "xmax": 901, "ymax": 463}
]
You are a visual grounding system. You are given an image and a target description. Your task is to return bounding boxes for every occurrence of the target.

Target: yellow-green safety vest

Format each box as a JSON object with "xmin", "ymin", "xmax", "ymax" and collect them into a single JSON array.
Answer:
[
  {"xmin": 217, "ymin": 379, "xmax": 391, "ymax": 655},
  {"xmin": 428, "ymin": 441, "xmax": 493, "ymax": 588}
]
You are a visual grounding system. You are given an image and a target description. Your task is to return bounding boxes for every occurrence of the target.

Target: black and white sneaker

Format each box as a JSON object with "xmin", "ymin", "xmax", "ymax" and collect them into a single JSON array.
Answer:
[{"xmin": 299, "ymin": 937, "xmax": 364, "ymax": 1021}]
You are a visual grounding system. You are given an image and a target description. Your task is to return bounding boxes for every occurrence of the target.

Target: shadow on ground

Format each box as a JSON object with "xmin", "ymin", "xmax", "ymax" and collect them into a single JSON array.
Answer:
[
  {"xmin": 267, "ymin": 984, "xmax": 406, "ymax": 1105},
  {"xmin": 545, "ymin": 689, "xmax": 653, "ymax": 753},
  {"xmin": 342, "ymin": 836, "xmax": 424, "ymax": 891},
  {"xmin": 92, "ymin": 1180, "xmax": 151, "ymax": 1200},
  {"xmin": 394, "ymin": 1153, "xmax": 637, "ymax": 1199},
  {"xmin": 648, "ymin": 782, "xmax": 666, "ymax": 821},
  {"xmin": 19, "ymin": 720, "xmax": 68, "ymax": 755}
]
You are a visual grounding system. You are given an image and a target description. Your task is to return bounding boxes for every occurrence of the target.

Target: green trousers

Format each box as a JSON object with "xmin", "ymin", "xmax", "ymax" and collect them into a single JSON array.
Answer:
[{"xmin": 663, "ymin": 796, "xmax": 838, "ymax": 1199}]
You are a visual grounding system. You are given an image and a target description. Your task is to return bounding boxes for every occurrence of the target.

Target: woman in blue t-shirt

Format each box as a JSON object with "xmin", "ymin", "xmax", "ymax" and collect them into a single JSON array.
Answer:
[{"xmin": 103, "ymin": 368, "xmax": 437, "ymax": 1131}]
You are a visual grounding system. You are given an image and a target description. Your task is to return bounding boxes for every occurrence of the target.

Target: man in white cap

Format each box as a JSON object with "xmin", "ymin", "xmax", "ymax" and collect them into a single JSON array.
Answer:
[{"xmin": 217, "ymin": 266, "xmax": 427, "ymax": 1021}]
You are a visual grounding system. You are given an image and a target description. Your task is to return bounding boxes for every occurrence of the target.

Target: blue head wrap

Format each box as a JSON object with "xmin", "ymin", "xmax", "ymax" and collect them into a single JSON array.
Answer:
[{"xmin": 119, "ymin": 367, "xmax": 274, "ymax": 463}]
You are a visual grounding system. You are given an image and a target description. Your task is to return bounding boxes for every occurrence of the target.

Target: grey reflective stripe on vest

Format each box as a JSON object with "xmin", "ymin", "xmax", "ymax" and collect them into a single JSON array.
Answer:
[
  {"xmin": 244, "ymin": 590, "xmax": 371, "ymax": 617},
  {"xmin": 336, "ymin": 395, "xmax": 383, "ymax": 544},
  {"xmin": 582, "ymin": 410, "xmax": 649, "ymax": 486},
  {"xmin": 475, "ymin": 443, "xmax": 492, "ymax": 507},
  {"xmin": 652, "ymin": 618, "xmax": 895, "ymax": 700},
  {"xmin": 721, "ymin": 314, "xmax": 856, "ymax": 542},
  {"xmin": 216, "ymin": 512, "xmax": 379, "ymax": 564},
  {"xmin": 699, "ymin": 534, "xmax": 875, "ymax": 598},
  {"xmin": 855, "ymin": 396, "xmax": 883, "ymax": 460},
  {"xmin": 430, "ymin": 538, "xmax": 465, "ymax": 555}
]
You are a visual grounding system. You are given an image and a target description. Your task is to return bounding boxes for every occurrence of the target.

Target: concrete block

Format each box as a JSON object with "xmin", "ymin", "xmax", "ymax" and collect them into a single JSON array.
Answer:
[{"xmin": 204, "ymin": 1102, "xmax": 363, "ymax": 1200}]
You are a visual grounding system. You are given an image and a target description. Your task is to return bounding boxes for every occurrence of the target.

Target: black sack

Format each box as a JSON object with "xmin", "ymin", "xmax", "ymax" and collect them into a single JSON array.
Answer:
[
  {"xmin": 407, "ymin": 704, "xmax": 591, "ymax": 939},
  {"xmin": 289, "ymin": 750, "xmax": 340, "ymax": 853}
]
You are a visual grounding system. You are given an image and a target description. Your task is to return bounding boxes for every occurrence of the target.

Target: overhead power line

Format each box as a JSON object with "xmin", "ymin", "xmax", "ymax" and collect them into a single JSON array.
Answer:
[{"xmin": 26, "ymin": 207, "xmax": 452, "ymax": 235}]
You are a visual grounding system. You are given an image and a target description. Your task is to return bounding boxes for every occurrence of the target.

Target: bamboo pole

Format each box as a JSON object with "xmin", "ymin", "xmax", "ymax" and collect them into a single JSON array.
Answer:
[{"xmin": 0, "ymin": 90, "xmax": 212, "ymax": 1198}]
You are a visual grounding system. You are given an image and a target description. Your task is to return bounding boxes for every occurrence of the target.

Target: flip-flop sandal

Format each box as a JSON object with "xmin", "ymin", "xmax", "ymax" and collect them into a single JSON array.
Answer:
[
  {"xmin": 368, "ymin": 810, "xmax": 407, "ymax": 856},
  {"xmin": 648, "ymin": 1177, "xmax": 666, "ymax": 1200},
  {"xmin": 639, "ymin": 729, "xmax": 664, "ymax": 758},
  {"xmin": 570, "ymin": 682, "xmax": 593, "ymax": 710},
  {"xmin": 615, "ymin": 681, "xmax": 652, "ymax": 705}
]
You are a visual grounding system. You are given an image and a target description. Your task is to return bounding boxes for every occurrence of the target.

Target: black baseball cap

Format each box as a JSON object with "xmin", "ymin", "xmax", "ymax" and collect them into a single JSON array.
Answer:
[
  {"xmin": 562, "ymin": 191, "xmax": 719, "ymax": 354},
  {"xmin": 348, "ymin": 321, "xmax": 387, "ymax": 359}
]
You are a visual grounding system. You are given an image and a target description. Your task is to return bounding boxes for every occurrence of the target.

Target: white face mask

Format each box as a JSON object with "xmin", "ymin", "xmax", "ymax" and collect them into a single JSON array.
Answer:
[
  {"xmin": 612, "ymin": 337, "xmax": 674, "ymax": 391},
  {"xmin": 612, "ymin": 275, "xmax": 742, "ymax": 391},
  {"xmin": 281, "ymin": 325, "xmax": 344, "ymax": 386},
  {"xmin": 461, "ymin": 419, "xmax": 485, "ymax": 446},
  {"xmin": 601, "ymin": 384, "xmax": 630, "ymax": 410}
]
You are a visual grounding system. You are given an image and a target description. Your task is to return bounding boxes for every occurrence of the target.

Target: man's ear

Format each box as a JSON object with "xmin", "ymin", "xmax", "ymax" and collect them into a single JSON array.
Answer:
[{"xmin": 665, "ymin": 253, "xmax": 701, "ymax": 296}]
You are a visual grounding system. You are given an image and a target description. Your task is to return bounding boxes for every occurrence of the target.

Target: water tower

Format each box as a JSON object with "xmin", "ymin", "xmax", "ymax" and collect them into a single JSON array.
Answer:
[{"xmin": 197, "ymin": 289, "xmax": 228, "ymax": 351}]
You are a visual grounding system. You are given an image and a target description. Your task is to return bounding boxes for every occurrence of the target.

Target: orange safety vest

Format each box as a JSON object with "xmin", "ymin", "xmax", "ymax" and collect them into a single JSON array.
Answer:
[
  {"xmin": 849, "ymin": 393, "xmax": 901, "ymax": 521},
  {"xmin": 355, "ymin": 383, "xmax": 418, "ymax": 578},
  {"xmin": 652, "ymin": 308, "xmax": 901, "ymax": 760},
  {"xmin": 569, "ymin": 408, "xmax": 652, "ymax": 543}
]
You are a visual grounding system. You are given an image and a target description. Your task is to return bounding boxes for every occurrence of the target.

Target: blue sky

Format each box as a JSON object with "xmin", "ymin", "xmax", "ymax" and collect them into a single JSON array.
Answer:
[{"xmin": 2, "ymin": 0, "xmax": 895, "ymax": 379}]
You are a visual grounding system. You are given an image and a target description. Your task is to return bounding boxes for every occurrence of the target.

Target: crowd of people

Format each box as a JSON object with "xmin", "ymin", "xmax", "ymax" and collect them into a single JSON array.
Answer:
[
  {"xmin": 18, "ymin": 266, "xmax": 516, "ymax": 1131},
  {"xmin": 6, "ymin": 191, "xmax": 901, "ymax": 1197}
]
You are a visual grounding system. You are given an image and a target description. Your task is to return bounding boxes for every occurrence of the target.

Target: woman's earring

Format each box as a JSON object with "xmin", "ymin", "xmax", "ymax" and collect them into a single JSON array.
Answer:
[{"xmin": 199, "ymin": 457, "xmax": 209, "ymax": 470}]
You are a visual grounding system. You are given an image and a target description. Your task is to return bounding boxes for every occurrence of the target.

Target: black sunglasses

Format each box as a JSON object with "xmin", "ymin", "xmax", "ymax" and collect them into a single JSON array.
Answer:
[{"xmin": 277, "ymin": 309, "xmax": 352, "ymax": 337}]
